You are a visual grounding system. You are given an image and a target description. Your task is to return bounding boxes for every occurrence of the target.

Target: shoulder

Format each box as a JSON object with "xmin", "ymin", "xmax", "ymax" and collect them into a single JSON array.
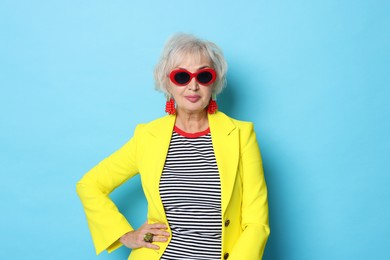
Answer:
[
  {"xmin": 135, "ymin": 115, "xmax": 172, "ymax": 128},
  {"xmin": 212, "ymin": 111, "xmax": 255, "ymax": 132},
  {"xmin": 210, "ymin": 111, "xmax": 259, "ymax": 151},
  {"xmin": 133, "ymin": 115, "xmax": 175, "ymax": 137}
]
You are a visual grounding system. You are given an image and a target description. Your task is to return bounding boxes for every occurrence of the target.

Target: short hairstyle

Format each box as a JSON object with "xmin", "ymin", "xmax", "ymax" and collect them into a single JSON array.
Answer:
[{"xmin": 154, "ymin": 33, "xmax": 228, "ymax": 96}]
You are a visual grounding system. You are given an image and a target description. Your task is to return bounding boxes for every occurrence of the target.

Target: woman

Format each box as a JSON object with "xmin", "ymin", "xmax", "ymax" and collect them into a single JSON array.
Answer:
[{"xmin": 76, "ymin": 33, "xmax": 270, "ymax": 260}]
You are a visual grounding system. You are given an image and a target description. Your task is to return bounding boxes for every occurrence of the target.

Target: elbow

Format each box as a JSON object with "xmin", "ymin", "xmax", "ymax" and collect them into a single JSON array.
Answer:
[
  {"xmin": 76, "ymin": 177, "xmax": 88, "ymax": 198},
  {"xmin": 264, "ymin": 224, "xmax": 270, "ymax": 239},
  {"xmin": 75, "ymin": 180, "xmax": 83, "ymax": 197}
]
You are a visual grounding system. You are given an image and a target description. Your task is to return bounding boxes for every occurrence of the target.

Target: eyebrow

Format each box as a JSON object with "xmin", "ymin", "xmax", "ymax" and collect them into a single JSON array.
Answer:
[{"xmin": 177, "ymin": 65, "xmax": 211, "ymax": 71}]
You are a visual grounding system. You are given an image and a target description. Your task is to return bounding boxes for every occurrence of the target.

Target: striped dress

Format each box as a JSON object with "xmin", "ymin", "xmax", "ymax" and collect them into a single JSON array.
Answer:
[{"xmin": 159, "ymin": 126, "xmax": 222, "ymax": 260}]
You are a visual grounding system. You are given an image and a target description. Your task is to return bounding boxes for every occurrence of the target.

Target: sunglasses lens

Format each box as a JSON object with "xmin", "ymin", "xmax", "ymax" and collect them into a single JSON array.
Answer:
[
  {"xmin": 173, "ymin": 72, "xmax": 191, "ymax": 85},
  {"xmin": 197, "ymin": 71, "xmax": 214, "ymax": 85}
]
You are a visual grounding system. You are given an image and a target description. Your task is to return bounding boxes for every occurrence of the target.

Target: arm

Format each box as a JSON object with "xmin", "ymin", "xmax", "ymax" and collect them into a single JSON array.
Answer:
[
  {"xmin": 76, "ymin": 126, "xmax": 141, "ymax": 254},
  {"xmin": 230, "ymin": 123, "xmax": 270, "ymax": 259}
]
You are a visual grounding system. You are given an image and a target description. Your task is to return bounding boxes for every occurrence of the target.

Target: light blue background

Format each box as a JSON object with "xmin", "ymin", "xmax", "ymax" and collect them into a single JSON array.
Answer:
[{"xmin": 1, "ymin": 0, "xmax": 389, "ymax": 259}]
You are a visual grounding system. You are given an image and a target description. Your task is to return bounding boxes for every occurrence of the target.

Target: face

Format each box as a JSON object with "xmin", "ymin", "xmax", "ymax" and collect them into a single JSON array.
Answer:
[{"xmin": 167, "ymin": 53, "xmax": 214, "ymax": 115}]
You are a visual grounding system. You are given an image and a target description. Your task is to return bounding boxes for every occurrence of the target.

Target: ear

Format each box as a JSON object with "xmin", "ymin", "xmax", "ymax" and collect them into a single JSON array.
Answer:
[
  {"xmin": 164, "ymin": 92, "xmax": 172, "ymax": 99},
  {"xmin": 165, "ymin": 82, "xmax": 173, "ymax": 94}
]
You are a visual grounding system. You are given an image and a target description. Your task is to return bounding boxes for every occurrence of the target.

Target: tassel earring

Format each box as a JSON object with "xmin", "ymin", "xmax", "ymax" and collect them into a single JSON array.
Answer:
[
  {"xmin": 165, "ymin": 98, "xmax": 176, "ymax": 115},
  {"xmin": 207, "ymin": 94, "xmax": 218, "ymax": 114}
]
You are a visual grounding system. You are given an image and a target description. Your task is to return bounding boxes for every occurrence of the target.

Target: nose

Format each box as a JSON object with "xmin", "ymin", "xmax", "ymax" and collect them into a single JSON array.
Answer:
[{"xmin": 187, "ymin": 77, "xmax": 199, "ymax": 90}]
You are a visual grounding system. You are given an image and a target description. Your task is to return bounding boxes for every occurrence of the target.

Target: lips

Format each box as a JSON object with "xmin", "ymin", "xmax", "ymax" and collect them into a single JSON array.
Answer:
[{"xmin": 185, "ymin": 95, "xmax": 201, "ymax": 102}]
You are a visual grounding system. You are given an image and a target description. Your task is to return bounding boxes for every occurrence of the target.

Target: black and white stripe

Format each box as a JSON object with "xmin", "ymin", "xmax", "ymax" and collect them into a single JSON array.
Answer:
[{"xmin": 159, "ymin": 131, "xmax": 222, "ymax": 260}]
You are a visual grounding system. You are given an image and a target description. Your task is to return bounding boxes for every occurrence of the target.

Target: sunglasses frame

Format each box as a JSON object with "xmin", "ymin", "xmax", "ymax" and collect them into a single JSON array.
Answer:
[{"xmin": 169, "ymin": 68, "xmax": 217, "ymax": 86}]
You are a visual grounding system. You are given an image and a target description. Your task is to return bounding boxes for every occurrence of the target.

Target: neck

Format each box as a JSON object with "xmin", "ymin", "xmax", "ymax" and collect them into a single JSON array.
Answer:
[{"xmin": 175, "ymin": 108, "xmax": 209, "ymax": 133}]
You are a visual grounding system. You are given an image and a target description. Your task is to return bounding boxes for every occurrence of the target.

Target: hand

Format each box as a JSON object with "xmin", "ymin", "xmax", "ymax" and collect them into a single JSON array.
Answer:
[{"xmin": 120, "ymin": 222, "xmax": 170, "ymax": 250}]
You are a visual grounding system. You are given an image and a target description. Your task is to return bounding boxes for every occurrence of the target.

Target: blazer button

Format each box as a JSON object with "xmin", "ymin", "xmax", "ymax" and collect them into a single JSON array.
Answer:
[
  {"xmin": 224, "ymin": 219, "xmax": 230, "ymax": 227},
  {"xmin": 224, "ymin": 253, "xmax": 229, "ymax": 259}
]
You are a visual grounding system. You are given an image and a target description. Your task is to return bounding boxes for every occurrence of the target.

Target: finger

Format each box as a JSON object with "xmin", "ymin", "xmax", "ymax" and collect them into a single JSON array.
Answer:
[
  {"xmin": 150, "ymin": 229, "xmax": 170, "ymax": 237},
  {"xmin": 143, "ymin": 242, "xmax": 160, "ymax": 250},
  {"xmin": 147, "ymin": 223, "xmax": 168, "ymax": 230},
  {"xmin": 152, "ymin": 236, "xmax": 169, "ymax": 243}
]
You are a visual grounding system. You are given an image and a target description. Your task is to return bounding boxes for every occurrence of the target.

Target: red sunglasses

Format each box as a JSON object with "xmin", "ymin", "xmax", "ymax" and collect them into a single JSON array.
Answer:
[{"xmin": 169, "ymin": 68, "xmax": 217, "ymax": 86}]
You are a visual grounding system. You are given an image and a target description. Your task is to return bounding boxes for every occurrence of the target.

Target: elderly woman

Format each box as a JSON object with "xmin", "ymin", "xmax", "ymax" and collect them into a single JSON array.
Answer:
[{"xmin": 76, "ymin": 33, "xmax": 270, "ymax": 260}]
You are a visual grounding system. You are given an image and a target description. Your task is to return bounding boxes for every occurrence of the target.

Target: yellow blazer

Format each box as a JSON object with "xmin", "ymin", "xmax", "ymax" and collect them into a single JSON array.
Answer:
[{"xmin": 76, "ymin": 111, "xmax": 270, "ymax": 260}]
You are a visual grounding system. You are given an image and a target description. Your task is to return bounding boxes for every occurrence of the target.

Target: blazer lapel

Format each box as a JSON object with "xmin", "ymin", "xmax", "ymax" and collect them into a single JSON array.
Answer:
[
  {"xmin": 141, "ymin": 112, "xmax": 239, "ymax": 217},
  {"xmin": 209, "ymin": 112, "xmax": 239, "ymax": 214},
  {"xmin": 141, "ymin": 115, "xmax": 176, "ymax": 219}
]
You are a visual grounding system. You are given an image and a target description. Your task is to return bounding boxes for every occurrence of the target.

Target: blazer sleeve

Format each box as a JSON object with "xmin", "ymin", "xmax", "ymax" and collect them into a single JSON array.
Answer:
[
  {"xmin": 76, "ymin": 125, "xmax": 143, "ymax": 255},
  {"xmin": 230, "ymin": 123, "xmax": 270, "ymax": 260}
]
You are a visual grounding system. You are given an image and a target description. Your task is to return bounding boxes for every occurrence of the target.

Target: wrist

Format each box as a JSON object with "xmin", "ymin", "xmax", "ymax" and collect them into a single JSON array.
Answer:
[{"xmin": 119, "ymin": 231, "xmax": 132, "ymax": 244}]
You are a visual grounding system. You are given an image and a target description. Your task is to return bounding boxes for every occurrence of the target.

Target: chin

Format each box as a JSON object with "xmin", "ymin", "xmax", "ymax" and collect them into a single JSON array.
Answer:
[{"xmin": 179, "ymin": 106, "xmax": 207, "ymax": 114}]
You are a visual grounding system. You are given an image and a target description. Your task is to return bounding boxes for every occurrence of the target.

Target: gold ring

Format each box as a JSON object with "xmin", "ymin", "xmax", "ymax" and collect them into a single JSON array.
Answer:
[{"xmin": 143, "ymin": 232, "xmax": 154, "ymax": 243}]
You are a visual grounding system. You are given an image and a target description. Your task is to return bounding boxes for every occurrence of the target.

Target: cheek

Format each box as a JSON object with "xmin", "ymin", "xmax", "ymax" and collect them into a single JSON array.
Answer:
[
  {"xmin": 166, "ymin": 84, "xmax": 176, "ymax": 95},
  {"xmin": 202, "ymin": 87, "xmax": 213, "ymax": 98},
  {"xmin": 167, "ymin": 85, "xmax": 183, "ymax": 98}
]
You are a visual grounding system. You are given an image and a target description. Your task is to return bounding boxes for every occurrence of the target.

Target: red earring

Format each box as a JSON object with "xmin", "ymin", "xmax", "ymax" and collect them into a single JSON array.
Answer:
[
  {"xmin": 165, "ymin": 98, "xmax": 176, "ymax": 115},
  {"xmin": 207, "ymin": 97, "xmax": 218, "ymax": 114}
]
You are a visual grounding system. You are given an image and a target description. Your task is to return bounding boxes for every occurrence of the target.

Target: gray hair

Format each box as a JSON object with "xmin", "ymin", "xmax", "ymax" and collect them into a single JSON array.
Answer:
[{"xmin": 154, "ymin": 33, "xmax": 228, "ymax": 96}]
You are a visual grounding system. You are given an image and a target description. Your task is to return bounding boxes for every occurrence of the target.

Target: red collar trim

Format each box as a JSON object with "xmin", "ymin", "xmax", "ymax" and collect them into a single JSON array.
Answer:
[{"xmin": 174, "ymin": 126, "xmax": 210, "ymax": 138}]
